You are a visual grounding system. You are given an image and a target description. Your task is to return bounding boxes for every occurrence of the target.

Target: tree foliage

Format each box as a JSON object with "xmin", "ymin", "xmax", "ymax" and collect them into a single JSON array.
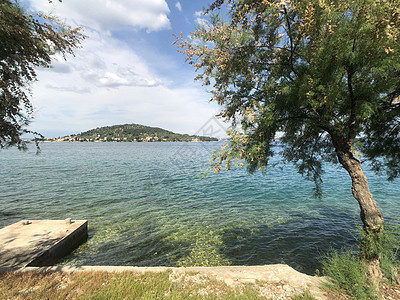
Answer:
[
  {"xmin": 175, "ymin": 0, "xmax": 400, "ymax": 190},
  {"xmin": 0, "ymin": 0, "xmax": 84, "ymax": 149},
  {"xmin": 176, "ymin": 0, "xmax": 400, "ymax": 274}
]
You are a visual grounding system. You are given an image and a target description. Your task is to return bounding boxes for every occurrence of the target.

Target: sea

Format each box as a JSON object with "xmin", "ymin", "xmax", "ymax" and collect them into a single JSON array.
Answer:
[{"xmin": 0, "ymin": 142, "xmax": 399, "ymax": 274}]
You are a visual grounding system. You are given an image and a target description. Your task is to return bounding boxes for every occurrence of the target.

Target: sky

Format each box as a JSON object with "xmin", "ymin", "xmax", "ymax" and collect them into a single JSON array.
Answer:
[{"xmin": 21, "ymin": 0, "xmax": 230, "ymax": 138}]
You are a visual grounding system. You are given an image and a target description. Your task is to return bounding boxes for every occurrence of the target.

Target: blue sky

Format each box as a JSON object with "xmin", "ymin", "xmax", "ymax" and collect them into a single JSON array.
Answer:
[{"xmin": 22, "ymin": 0, "xmax": 229, "ymax": 138}]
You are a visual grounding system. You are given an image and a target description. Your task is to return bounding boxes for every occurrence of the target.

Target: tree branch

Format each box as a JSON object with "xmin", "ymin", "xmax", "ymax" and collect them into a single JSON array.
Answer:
[
  {"xmin": 347, "ymin": 38, "xmax": 357, "ymax": 140},
  {"xmin": 283, "ymin": 7, "xmax": 294, "ymax": 67}
]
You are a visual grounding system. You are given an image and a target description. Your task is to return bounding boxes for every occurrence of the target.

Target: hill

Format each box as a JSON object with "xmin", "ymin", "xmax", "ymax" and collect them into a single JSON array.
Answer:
[{"xmin": 47, "ymin": 124, "xmax": 219, "ymax": 142}]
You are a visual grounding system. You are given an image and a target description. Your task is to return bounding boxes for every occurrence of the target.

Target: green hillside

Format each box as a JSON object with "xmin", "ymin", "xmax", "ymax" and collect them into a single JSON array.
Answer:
[{"xmin": 48, "ymin": 124, "xmax": 218, "ymax": 142}]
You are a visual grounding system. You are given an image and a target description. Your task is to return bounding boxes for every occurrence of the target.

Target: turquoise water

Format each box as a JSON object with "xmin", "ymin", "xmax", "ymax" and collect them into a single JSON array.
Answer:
[{"xmin": 0, "ymin": 142, "xmax": 399, "ymax": 274}]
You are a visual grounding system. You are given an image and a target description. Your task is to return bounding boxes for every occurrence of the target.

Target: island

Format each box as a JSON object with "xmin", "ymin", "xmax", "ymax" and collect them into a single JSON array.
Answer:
[{"xmin": 44, "ymin": 123, "xmax": 219, "ymax": 143}]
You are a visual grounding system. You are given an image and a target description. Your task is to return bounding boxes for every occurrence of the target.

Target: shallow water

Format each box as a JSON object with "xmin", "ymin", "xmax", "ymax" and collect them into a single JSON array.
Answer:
[{"xmin": 0, "ymin": 142, "xmax": 398, "ymax": 274}]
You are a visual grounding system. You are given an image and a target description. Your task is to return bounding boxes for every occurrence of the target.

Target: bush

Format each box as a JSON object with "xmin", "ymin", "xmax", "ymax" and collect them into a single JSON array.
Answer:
[
  {"xmin": 356, "ymin": 223, "xmax": 400, "ymax": 284},
  {"xmin": 322, "ymin": 249, "xmax": 377, "ymax": 299},
  {"xmin": 380, "ymin": 224, "xmax": 400, "ymax": 283},
  {"xmin": 322, "ymin": 223, "xmax": 400, "ymax": 299}
]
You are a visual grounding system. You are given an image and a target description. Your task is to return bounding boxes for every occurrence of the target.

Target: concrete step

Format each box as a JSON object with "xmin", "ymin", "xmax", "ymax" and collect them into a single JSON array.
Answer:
[{"xmin": 0, "ymin": 219, "xmax": 88, "ymax": 270}]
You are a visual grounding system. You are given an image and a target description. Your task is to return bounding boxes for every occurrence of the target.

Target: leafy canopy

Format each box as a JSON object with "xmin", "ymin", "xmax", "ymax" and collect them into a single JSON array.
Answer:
[
  {"xmin": 0, "ymin": 0, "xmax": 83, "ymax": 149},
  {"xmin": 175, "ymin": 0, "xmax": 400, "ymax": 188}
]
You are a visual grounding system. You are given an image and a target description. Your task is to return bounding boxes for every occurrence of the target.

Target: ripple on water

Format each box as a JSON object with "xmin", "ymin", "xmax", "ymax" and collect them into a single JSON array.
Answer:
[{"xmin": 0, "ymin": 142, "xmax": 399, "ymax": 275}]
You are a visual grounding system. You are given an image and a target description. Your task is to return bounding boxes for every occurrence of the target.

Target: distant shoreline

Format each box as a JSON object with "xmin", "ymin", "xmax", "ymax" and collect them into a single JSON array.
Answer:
[
  {"xmin": 42, "ymin": 123, "xmax": 220, "ymax": 143},
  {"xmin": 41, "ymin": 139, "xmax": 222, "ymax": 143}
]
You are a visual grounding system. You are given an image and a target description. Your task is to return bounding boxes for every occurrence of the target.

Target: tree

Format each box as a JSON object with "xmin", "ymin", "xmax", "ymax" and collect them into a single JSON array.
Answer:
[
  {"xmin": 175, "ymin": 0, "xmax": 400, "ymax": 278},
  {"xmin": 0, "ymin": 0, "xmax": 83, "ymax": 149}
]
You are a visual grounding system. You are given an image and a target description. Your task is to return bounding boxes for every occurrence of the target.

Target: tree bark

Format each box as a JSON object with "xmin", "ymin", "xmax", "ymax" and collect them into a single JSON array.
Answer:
[{"xmin": 332, "ymin": 136, "xmax": 384, "ymax": 279}]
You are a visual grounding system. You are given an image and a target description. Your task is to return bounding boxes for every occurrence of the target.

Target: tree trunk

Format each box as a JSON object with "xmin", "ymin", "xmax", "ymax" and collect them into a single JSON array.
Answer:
[{"xmin": 333, "ymin": 138, "xmax": 384, "ymax": 279}]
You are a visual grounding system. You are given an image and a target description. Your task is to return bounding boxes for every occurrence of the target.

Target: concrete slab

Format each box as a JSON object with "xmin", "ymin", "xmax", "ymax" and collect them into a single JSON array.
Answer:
[{"xmin": 0, "ymin": 219, "xmax": 88, "ymax": 270}]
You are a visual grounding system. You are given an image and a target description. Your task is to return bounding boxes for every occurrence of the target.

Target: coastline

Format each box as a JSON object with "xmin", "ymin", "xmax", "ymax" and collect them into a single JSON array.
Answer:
[
  {"xmin": 18, "ymin": 264, "xmax": 329, "ymax": 299},
  {"xmin": 40, "ymin": 140, "xmax": 222, "ymax": 143}
]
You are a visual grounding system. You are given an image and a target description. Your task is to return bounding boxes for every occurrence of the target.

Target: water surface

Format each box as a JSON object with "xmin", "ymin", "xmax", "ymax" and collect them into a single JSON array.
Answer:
[{"xmin": 0, "ymin": 142, "xmax": 398, "ymax": 274}]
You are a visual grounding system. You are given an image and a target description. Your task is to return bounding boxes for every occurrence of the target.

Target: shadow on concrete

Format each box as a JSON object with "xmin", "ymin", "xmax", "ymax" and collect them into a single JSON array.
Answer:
[{"xmin": 0, "ymin": 220, "xmax": 88, "ymax": 270}]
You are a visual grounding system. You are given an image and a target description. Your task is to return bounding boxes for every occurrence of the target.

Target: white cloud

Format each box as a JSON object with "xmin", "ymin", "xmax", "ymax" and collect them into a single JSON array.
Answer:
[
  {"xmin": 41, "ymin": 30, "xmax": 163, "ymax": 91},
  {"xmin": 24, "ymin": 0, "xmax": 224, "ymax": 139},
  {"xmin": 81, "ymin": 67, "xmax": 162, "ymax": 88},
  {"xmin": 194, "ymin": 10, "xmax": 209, "ymax": 28},
  {"xmin": 47, "ymin": 59, "xmax": 73, "ymax": 74},
  {"xmin": 44, "ymin": 84, "xmax": 91, "ymax": 94},
  {"xmin": 31, "ymin": 83, "xmax": 220, "ymax": 138},
  {"xmin": 29, "ymin": 30, "xmax": 221, "ymax": 138},
  {"xmin": 196, "ymin": 17, "xmax": 210, "ymax": 28},
  {"xmin": 175, "ymin": 1, "xmax": 182, "ymax": 12},
  {"xmin": 28, "ymin": 0, "xmax": 171, "ymax": 32}
]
